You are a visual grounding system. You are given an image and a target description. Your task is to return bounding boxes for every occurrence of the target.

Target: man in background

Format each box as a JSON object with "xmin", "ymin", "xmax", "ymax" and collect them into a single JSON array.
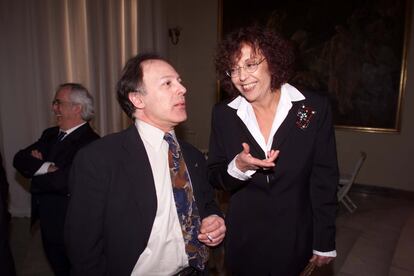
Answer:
[
  {"xmin": 0, "ymin": 151, "xmax": 16, "ymax": 276},
  {"xmin": 65, "ymin": 53, "xmax": 226, "ymax": 275},
  {"xmin": 13, "ymin": 83, "xmax": 100, "ymax": 276}
]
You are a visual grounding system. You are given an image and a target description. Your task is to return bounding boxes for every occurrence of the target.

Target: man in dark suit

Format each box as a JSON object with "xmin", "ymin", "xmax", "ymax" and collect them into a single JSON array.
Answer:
[
  {"xmin": 65, "ymin": 53, "xmax": 226, "ymax": 276},
  {"xmin": 13, "ymin": 83, "xmax": 100, "ymax": 276},
  {"xmin": 0, "ymin": 151, "xmax": 16, "ymax": 276}
]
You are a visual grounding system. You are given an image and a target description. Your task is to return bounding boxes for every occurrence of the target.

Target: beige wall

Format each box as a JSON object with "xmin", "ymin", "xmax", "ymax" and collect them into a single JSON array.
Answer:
[
  {"xmin": 336, "ymin": 4, "xmax": 414, "ymax": 192},
  {"xmin": 166, "ymin": 0, "xmax": 219, "ymax": 152},
  {"xmin": 168, "ymin": 1, "xmax": 414, "ymax": 192}
]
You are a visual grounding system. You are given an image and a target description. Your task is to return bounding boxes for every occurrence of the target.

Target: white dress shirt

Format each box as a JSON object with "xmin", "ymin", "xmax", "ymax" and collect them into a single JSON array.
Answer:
[
  {"xmin": 227, "ymin": 83, "xmax": 336, "ymax": 257},
  {"xmin": 227, "ymin": 83, "xmax": 304, "ymax": 179},
  {"xmin": 131, "ymin": 120, "xmax": 188, "ymax": 276}
]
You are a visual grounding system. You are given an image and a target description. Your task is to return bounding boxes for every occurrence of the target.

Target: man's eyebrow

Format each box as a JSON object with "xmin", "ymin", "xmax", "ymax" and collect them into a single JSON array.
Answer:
[{"xmin": 160, "ymin": 75, "xmax": 180, "ymax": 80}]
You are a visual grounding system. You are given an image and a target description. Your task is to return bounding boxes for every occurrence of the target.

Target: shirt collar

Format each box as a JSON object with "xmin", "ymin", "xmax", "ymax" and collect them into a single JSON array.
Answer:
[
  {"xmin": 135, "ymin": 120, "xmax": 177, "ymax": 151},
  {"xmin": 61, "ymin": 122, "xmax": 86, "ymax": 135},
  {"xmin": 227, "ymin": 83, "xmax": 305, "ymax": 110}
]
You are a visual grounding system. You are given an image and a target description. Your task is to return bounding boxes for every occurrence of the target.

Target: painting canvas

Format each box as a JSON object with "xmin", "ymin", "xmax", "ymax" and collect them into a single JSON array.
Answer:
[{"xmin": 219, "ymin": 0, "xmax": 411, "ymax": 132}]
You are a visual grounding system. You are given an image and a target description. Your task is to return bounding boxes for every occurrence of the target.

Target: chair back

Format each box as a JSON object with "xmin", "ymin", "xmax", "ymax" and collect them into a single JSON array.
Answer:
[{"xmin": 338, "ymin": 151, "xmax": 367, "ymax": 200}]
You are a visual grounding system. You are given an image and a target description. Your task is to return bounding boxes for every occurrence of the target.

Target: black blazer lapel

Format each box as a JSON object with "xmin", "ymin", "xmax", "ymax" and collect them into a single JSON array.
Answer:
[
  {"xmin": 120, "ymin": 125, "xmax": 157, "ymax": 232},
  {"xmin": 238, "ymin": 119, "xmax": 265, "ymax": 158},
  {"xmin": 59, "ymin": 123, "xmax": 91, "ymax": 144},
  {"xmin": 181, "ymin": 143, "xmax": 204, "ymax": 192},
  {"xmin": 272, "ymin": 100, "xmax": 304, "ymax": 150},
  {"xmin": 181, "ymin": 142, "xmax": 217, "ymax": 219},
  {"xmin": 48, "ymin": 124, "xmax": 91, "ymax": 160},
  {"xmin": 229, "ymin": 108, "xmax": 265, "ymax": 159}
]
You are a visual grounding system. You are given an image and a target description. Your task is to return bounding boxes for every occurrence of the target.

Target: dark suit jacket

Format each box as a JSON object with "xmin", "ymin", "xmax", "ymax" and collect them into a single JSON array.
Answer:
[
  {"xmin": 65, "ymin": 125, "xmax": 222, "ymax": 276},
  {"xmin": 14, "ymin": 123, "xmax": 100, "ymax": 195},
  {"xmin": 208, "ymin": 91, "xmax": 339, "ymax": 276},
  {"xmin": 13, "ymin": 123, "xmax": 100, "ymax": 220},
  {"xmin": 0, "ymin": 152, "xmax": 16, "ymax": 276}
]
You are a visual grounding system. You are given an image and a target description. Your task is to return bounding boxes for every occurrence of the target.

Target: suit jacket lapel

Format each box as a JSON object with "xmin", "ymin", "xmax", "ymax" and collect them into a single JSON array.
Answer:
[
  {"xmin": 181, "ymin": 144, "xmax": 201, "ymax": 188},
  {"xmin": 121, "ymin": 125, "xmax": 157, "ymax": 226},
  {"xmin": 47, "ymin": 129, "xmax": 66, "ymax": 161},
  {"xmin": 60, "ymin": 123, "xmax": 89, "ymax": 143},
  {"xmin": 230, "ymin": 108, "xmax": 266, "ymax": 159},
  {"xmin": 228, "ymin": 100, "xmax": 305, "ymax": 155},
  {"xmin": 180, "ymin": 143, "xmax": 208, "ymax": 218},
  {"xmin": 272, "ymin": 100, "xmax": 303, "ymax": 150},
  {"xmin": 48, "ymin": 124, "xmax": 89, "ymax": 160}
]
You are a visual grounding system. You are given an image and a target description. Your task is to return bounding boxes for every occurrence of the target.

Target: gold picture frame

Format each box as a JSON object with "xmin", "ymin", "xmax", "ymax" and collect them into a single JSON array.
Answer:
[{"xmin": 218, "ymin": 0, "xmax": 411, "ymax": 133}]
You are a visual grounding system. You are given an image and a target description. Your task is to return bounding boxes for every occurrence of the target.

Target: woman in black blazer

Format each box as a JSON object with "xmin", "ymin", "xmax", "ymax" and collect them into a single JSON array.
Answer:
[{"xmin": 208, "ymin": 25, "xmax": 339, "ymax": 275}]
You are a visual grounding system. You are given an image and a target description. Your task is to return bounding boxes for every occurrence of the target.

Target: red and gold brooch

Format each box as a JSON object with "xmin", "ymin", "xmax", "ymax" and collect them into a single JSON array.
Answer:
[{"xmin": 296, "ymin": 104, "xmax": 316, "ymax": 130}]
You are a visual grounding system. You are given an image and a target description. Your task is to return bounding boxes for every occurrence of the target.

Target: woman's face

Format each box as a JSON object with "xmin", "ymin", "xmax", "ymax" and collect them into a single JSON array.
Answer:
[{"xmin": 230, "ymin": 44, "xmax": 272, "ymax": 103}]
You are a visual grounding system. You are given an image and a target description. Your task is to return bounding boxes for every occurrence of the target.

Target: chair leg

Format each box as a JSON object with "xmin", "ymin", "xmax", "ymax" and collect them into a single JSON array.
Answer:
[
  {"xmin": 341, "ymin": 195, "xmax": 357, "ymax": 213},
  {"xmin": 341, "ymin": 199, "xmax": 354, "ymax": 213},
  {"xmin": 344, "ymin": 195, "xmax": 357, "ymax": 209}
]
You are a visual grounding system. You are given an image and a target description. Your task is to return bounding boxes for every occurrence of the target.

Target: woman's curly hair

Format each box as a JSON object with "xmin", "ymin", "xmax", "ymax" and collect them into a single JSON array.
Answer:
[{"xmin": 215, "ymin": 25, "xmax": 296, "ymax": 98}]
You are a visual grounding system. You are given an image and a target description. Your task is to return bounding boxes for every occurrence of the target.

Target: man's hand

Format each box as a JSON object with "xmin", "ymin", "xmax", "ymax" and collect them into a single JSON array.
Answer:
[
  {"xmin": 309, "ymin": 254, "xmax": 334, "ymax": 267},
  {"xmin": 198, "ymin": 215, "xmax": 226, "ymax": 247},
  {"xmin": 31, "ymin": 150, "xmax": 43, "ymax": 160},
  {"xmin": 47, "ymin": 164, "xmax": 59, "ymax": 173},
  {"xmin": 235, "ymin": 143, "xmax": 279, "ymax": 172}
]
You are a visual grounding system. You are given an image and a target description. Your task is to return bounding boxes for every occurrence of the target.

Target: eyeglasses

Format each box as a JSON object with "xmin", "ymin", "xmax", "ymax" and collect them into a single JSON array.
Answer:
[
  {"xmin": 225, "ymin": 58, "xmax": 265, "ymax": 78},
  {"xmin": 52, "ymin": 99, "xmax": 74, "ymax": 107}
]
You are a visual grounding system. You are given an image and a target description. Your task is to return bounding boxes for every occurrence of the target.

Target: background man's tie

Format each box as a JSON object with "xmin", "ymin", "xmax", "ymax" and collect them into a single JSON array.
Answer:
[
  {"xmin": 56, "ymin": 131, "xmax": 66, "ymax": 142},
  {"xmin": 164, "ymin": 133, "xmax": 208, "ymax": 271}
]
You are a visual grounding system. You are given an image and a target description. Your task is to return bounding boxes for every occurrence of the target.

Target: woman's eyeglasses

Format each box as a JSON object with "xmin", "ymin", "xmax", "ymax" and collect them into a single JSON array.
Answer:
[{"xmin": 225, "ymin": 58, "xmax": 265, "ymax": 78}]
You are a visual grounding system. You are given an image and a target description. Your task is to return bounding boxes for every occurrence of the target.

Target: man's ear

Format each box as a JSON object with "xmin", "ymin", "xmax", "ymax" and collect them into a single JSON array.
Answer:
[
  {"xmin": 128, "ymin": 92, "xmax": 145, "ymax": 109},
  {"xmin": 73, "ymin": 103, "xmax": 82, "ymax": 114}
]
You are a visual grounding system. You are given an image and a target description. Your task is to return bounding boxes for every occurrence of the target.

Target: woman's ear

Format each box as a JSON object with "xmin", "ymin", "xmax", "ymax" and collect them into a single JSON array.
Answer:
[{"xmin": 128, "ymin": 92, "xmax": 145, "ymax": 109}]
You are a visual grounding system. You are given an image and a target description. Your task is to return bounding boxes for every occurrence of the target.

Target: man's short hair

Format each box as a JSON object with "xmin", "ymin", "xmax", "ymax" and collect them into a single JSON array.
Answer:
[
  {"xmin": 57, "ymin": 83, "xmax": 95, "ymax": 121},
  {"xmin": 116, "ymin": 53, "xmax": 167, "ymax": 119}
]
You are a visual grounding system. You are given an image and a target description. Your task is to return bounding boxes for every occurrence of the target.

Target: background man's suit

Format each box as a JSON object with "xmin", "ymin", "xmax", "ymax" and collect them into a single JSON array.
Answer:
[
  {"xmin": 208, "ymin": 91, "xmax": 339, "ymax": 275},
  {"xmin": 65, "ymin": 125, "xmax": 222, "ymax": 276},
  {"xmin": 13, "ymin": 123, "xmax": 99, "ymax": 275}
]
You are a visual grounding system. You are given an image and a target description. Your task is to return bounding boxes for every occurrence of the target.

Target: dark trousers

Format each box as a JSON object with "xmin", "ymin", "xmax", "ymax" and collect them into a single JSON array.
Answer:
[
  {"xmin": 0, "ymin": 211, "xmax": 16, "ymax": 276},
  {"xmin": 36, "ymin": 194, "xmax": 70, "ymax": 276}
]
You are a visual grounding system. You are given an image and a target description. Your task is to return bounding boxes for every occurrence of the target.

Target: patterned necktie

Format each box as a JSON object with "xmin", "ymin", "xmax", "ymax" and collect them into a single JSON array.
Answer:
[
  {"xmin": 164, "ymin": 133, "xmax": 209, "ymax": 271},
  {"xmin": 56, "ymin": 131, "xmax": 66, "ymax": 142}
]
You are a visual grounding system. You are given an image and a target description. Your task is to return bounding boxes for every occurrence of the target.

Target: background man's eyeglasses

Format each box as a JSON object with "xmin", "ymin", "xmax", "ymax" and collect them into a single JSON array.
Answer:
[
  {"xmin": 225, "ymin": 58, "xmax": 265, "ymax": 78},
  {"xmin": 52, "ymin": 99, "xmax": 74, "ymax": 106}
]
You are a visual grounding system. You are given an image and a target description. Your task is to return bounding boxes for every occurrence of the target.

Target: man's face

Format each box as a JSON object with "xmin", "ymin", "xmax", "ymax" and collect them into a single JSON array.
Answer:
[
  {"xmin": 133, "ymin": 59, "xmax": 187, "ymax": 132},
  {"xmin": 52, "ymin": 87, "xmax": 82, "ymax": 130}
]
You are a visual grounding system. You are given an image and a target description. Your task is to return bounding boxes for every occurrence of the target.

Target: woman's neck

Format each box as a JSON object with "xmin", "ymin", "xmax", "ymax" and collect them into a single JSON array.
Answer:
[{"xmin": 251, "ymin": 88, "xmax": 281, "ymax": 113}]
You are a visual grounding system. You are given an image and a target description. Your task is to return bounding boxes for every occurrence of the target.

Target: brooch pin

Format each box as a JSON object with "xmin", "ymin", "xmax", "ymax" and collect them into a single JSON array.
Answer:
[{"xmin": 296, "ymin": 104, "xmax": 316, "ymax": 130}]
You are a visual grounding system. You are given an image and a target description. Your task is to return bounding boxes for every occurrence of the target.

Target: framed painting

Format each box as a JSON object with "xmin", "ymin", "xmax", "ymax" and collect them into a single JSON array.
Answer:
[{"xmin": 219, "ymin": 0, "xmax": 411, "ymax": 133}]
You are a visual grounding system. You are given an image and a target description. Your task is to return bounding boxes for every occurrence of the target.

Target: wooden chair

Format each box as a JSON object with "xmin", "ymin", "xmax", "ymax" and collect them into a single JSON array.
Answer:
[{"xmin": 338, "ymin": 151, "xmax": 367, "ymax": 213}]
